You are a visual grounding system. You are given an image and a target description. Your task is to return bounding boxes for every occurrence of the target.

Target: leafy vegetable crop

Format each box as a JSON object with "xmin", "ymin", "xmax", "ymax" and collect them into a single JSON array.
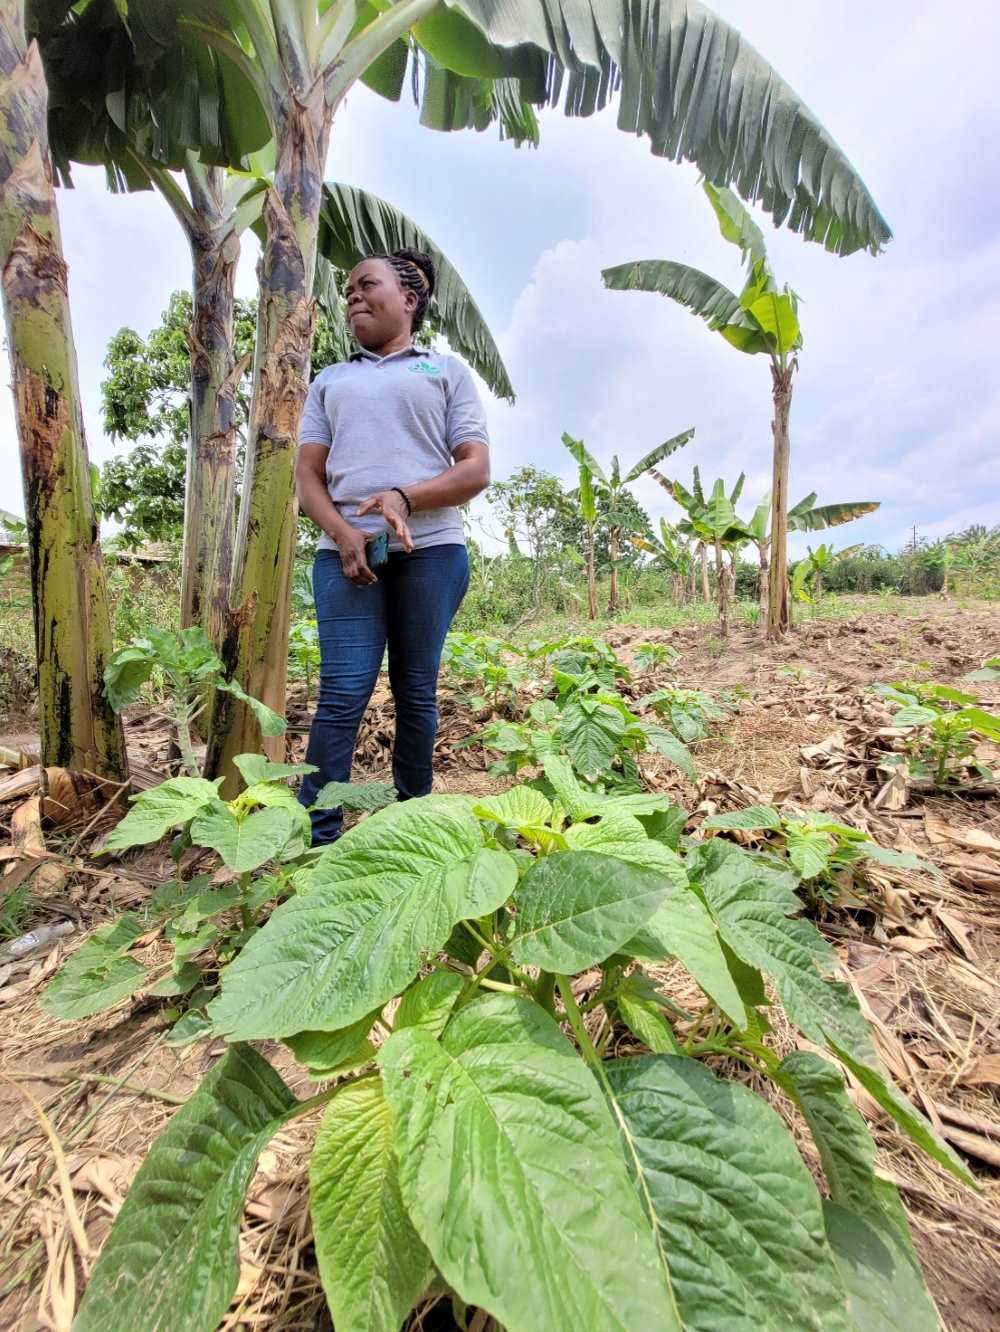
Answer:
[
  {"xmin": 702, "ymin": 803, "xmax": 939, "ymax": 907},
  {"xmin": 873, "ymin": 680, "xmax": 1000, "ymax": 785},
  {"xmin": 71, "ymin": 757, "xmax": 965, "ymax": 1332},
  {"xmin": 40, "ymin": 758, "xmax": 396, "ymax": 1040},
  {"xmin": 104, "ymin": 627, "xmax": 286, "ymax": 775}
]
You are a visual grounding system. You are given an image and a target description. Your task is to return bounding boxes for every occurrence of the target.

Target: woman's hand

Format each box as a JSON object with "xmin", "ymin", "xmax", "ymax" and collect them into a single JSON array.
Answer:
[
  {"xmin": 356, "ymin": 490, "xmax": 414, "ymax": 553},
  {"xmin": 335, "ymin": 526, "xmax": 378, "ymax": 587}
]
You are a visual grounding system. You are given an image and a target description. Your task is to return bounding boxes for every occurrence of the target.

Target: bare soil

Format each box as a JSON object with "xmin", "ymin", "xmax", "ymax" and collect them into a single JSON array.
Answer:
[{"xmin": 1, "ymin": 598, "xmax": 998, "ymax": 1330}]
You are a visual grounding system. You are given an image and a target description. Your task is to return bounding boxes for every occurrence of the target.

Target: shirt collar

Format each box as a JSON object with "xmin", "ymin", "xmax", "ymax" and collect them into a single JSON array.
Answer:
[{"xmin": 350, "ymin": 344, "xmax": 429, "ymax": 364}]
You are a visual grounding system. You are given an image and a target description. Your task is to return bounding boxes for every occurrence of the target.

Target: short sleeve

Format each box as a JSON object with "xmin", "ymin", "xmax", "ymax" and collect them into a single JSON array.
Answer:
[
  {"xmin": 299, "ymin": 372, "xmax": 332, "ymax": 447},
  {"xmin": 445, "ymin": 360, "xmax": 489, "ymax": 452}
]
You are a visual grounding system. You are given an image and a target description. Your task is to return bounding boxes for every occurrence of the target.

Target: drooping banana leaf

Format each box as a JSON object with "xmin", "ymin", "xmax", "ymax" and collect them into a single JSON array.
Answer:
[{"xmin": 316, "ymin": 182, "xmax": 514, "ymax": 401}]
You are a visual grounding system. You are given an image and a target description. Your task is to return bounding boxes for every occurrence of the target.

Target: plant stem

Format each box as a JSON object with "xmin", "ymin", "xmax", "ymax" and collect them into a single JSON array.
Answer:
[
  {"xmin": 173, "ymin": 694, "xmax": 201, "ymax": 777},
  {"xmin": 556, "ymin": 975, "xmax": 604, "ymax": 1075}
]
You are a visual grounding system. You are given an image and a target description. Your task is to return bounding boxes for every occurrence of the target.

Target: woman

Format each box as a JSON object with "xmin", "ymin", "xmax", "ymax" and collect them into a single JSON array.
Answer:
[{"xmin": 295, "ymin": 248, "xmax": 490, "ymax": 842}]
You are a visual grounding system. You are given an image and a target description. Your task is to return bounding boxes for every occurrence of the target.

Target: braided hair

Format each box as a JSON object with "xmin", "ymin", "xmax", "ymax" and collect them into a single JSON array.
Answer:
[{"xmin": 374, "ymin": 247, "xmax": 436, "ymax": 334}]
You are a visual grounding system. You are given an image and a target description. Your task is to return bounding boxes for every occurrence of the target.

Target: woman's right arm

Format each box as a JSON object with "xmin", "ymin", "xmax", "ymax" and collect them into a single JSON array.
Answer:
[{"xmin": 295, "ymin": 445, "xmax": 377, "ymax": 587}]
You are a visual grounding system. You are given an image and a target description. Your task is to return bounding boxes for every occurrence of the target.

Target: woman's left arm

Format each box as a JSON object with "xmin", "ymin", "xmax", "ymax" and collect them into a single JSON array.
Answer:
[{"xmin": 356, "ymin": 442, "xmax": 489, "ymax": 540}]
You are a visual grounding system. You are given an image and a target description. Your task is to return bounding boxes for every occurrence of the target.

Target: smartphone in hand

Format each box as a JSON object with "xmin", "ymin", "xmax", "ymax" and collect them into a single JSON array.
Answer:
[{"xmin": 367, "ymin": 531, "xmax": 389, "ymax": 569}]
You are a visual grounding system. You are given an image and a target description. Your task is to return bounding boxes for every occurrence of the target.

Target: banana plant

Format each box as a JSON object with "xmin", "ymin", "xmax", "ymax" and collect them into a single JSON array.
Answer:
[
  {"xmin": 658, "ymin": 468, "xmax": 751, "ymax": 636},
  {"xmin": 604, "ymin": 182, "xmax": 879, "ymax": 640},
  {"xmin": 32, "ymin": 0, "xmax": 511, "ymax": 716},
  {"xmin": 104, "ymin": 0, "xmax": 891, "ymax": 787},
  {"xmin": 791, "ymin": 542, "xmax": 864, "ymax": 603},
  {"xmin": 0, "ymin": 0, "xmax": 127, "ymax": 779},
  {"xmin": 562, "ymin": 429, "xmax": 693, "ymax": 614},
  {"xmin": 631, "ymin": 518, "xmax": 696, "ymax": 603},
  {"xmin": 748, "ymin": 491, "xmax": 879, "ymax": 613}
]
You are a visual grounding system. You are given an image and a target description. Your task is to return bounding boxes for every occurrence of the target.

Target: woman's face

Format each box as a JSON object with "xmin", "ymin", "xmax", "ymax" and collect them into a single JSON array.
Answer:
[{"xmin": 345, "ymin": 259, "xmax": 416, "ymax": 349}]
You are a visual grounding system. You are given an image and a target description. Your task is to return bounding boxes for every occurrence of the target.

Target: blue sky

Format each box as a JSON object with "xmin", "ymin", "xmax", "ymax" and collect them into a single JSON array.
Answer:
[{"xmin": 2, "ymin": 1, "xmax": 998, "ymax": 557}]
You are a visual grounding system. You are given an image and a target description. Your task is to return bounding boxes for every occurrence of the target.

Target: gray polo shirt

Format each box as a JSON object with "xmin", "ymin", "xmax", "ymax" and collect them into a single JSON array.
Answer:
[{"xmin": 299, "ymin": 345, "xmax": 489, "ymax": 552}]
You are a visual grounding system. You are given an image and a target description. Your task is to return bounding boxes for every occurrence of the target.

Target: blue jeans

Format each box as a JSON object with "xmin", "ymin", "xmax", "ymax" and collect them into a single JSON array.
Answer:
[{"xmin": 298, "ymin": 543, "xmax": 470, "ymax": 843}]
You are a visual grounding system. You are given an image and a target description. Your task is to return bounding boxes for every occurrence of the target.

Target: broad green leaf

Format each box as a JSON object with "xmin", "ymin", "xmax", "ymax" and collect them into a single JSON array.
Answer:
[
  {"xmin": 564, "ymin": 811, "xmax": 687, "ymax": 886},
  {"xmin": 448, "ymin": 846, "xmax": 520, "ymax": 916},
  {"xmin": 310, "ymin": 780, "xmax": 398, "ymax": 812},
  {"xmin": 73, "ymin": 1046, "xmax": 296, "ymax": 1332},
  {"xmin": 628, "ymin": 890, "xmax": 748, "ymax": 1029},
  {"xmin": 694, "ymin": 841, "xmax": 872, "ymax": 1054},
  {"xmin": 827, "ymin": 1041, "xmax": 974, "ymax": 1187},
  {"xmin": 703, "ymin": 182, "xmax": 768, "ymax": 266},
  {"xmin": 189, "ymin": 801, "xmax": 298, "ymax": 873},
  {"xmin": 780, "ymin": 1053, "xmax": 939, "ymax": 1331},
  {"xmin": 786, "ymin": 823, "xmax": 834, "ymax": 879},
  {"xmin": 637, "ymin": 806, "xmax": 688, "ymax": 849},
  {"xmin": 149, "ymin": 874, "xmax": 213, "ymax": 918},
  {"xmin": 103, "ymin": 646, "xmax": 154, "ymax": 712},
  {"xmin": 216, "ymin": 679, "xmax": 286, "ymax": 736},
  {"xmin": 541, "ymin": 753, "xmax": 590, "ymax": 818},
  {"xmin": 596, "ymin": 792, "xmax": 685, "ymax": 819},
  {"xmin": 616, "ymin": 977, "xmax": 682, "ymax": 1054},
  {"xmin": 473, "ymin": 784, "xmax": 552, "ymax": 829},
  {"xmin": 702, "ymin": 805, "xmax": 782, "ymax": 831},
  {"xmin": 957, "ymin": 705, "xmax": 1000, "ymax": 739},
  {"xmin": 642, "ymin": 725, "xmax": 697, "ymax": 779},
  {"xmin": 148, "ymin": 961, "xmax": 201, "ymax": 998},
  {"xmin": 380, "ymin": 995, "xmax": 679, "ymax": 1331},
  {"xmin": 102, "ymin": 777, "xmax": 222, "ymax": 852},
  {"xmin": 233, "ymin": 754, "xmax": 318, "ymax": 785},
  {"xmin": 511, "ymin": 850, "xmax": 675, "ymax": 973},
  {"xmin": 285, "ymin": 1013, "xmax": 378, "ymax": 1077},
  {"xmin": 556, "ymin": 700, "xmax": 624, "ymax": 780},
  {"xmin": 860, "ymin": 843, "xmax": 940, "ymax": 878},
  {"xmin": 40, "ymin": 914, "xmax": 149, "ymax": 1019},
  {"xmin": 208, "ymin": 798, "xmax": 483, "ymax": 1041},
  {"xmin": 311, "ymin": 1079, "xmax": 432, "ymax": 1332},
  {"xmin": 395, "ymin": 970, "xmax": 465, "ymax": 1037},
  {"xmin": 241, "ymin": 780, "xmax": 312, "ymax": 854},
  {"xmin": 165, "ymin": 1008, "xmax": 214, "ymax": 1047},
  {"xmin": 605, "ymin": 1055, "xmax": 849, "ymax": 1332},
  {"xmin": 41, "ymin": 954, "xmax": 147, "ymax": 1020},
  {"xmin": 892, "ymin": 704, "xmax": 937, "ymax": 727},
  {"xmin": 746, "ymin": 289, "xmax": 801, "ymax": 354}
]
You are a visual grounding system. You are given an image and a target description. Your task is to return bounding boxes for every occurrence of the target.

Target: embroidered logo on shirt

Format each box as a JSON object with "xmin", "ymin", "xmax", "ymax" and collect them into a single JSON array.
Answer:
[{"xmin": 409, "ymin": 359, "xmax": 442, "ymax": 376}]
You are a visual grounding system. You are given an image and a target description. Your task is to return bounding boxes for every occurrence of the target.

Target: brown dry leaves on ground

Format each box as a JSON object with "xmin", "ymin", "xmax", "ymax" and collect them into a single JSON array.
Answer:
[{"xmin": 0, "ymin": 599, "xmax": 998, "ymax": 1331}]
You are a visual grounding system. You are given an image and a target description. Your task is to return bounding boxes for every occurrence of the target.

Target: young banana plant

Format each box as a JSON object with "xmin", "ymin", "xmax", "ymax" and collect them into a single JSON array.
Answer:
[
  {"xmin": 604, "ymin": 181, "xmax": 887, "ymax": 639},
  {"xmin": 562, "ymin": 429, "xmax": 693, "ymax": 615}
]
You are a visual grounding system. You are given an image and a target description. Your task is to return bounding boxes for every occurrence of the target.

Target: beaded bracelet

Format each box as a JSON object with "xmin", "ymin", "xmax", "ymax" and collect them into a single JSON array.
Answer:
[{"xmin": 391, "ymin": 486, "xmax": 413, "ymax": 516}]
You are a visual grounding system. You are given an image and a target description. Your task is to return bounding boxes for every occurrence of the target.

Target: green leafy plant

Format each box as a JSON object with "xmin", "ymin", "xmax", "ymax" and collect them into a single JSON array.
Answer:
[
  {"xmin": 873, "ymin": 681, "xmax": 1000, "ymax": 785},
  {"xmin": 288, "ymin": 618, "xmax": 321, "ymax": 699},
  {"xmin": 963, "ymin": 655, "xmax": 1000, "ymax": 683},
  {"xmin": 40, "ymin": 758, "xmax": 397, "ymax": 1038},
  {"xmin": 632, "ymin": 640, "xmax": 679, "ymax": 672},
  {"xmin": 71, "ymin": 764, "xmax": 964, "ymax": 1332},
  {"xmin": 104, "ymin": 627, "xmax": 286, "ymax": 776},
  {"xmin": 440, "ymin": 633, "xmax": 537, "ymax": 715},
  {"xmin": 638, "ymin": 684, "xmax": 733, "ymax": 743},
  {"xmin": 702, "ymin": 804, "xmax": 938, "ymax": 908}
]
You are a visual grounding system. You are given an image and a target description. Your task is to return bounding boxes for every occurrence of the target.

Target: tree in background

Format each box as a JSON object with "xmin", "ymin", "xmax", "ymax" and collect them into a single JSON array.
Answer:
[
  {"xmin": 486, "ymin": 468, "xmax": 567, "ymax": 607},
  {"xmin": 603, "ymin": 183, "xmax": 875, "ymax": 638},
  {"xmin": 0, "ymin": 0, "xmax": 126, "ymax": 778}
]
